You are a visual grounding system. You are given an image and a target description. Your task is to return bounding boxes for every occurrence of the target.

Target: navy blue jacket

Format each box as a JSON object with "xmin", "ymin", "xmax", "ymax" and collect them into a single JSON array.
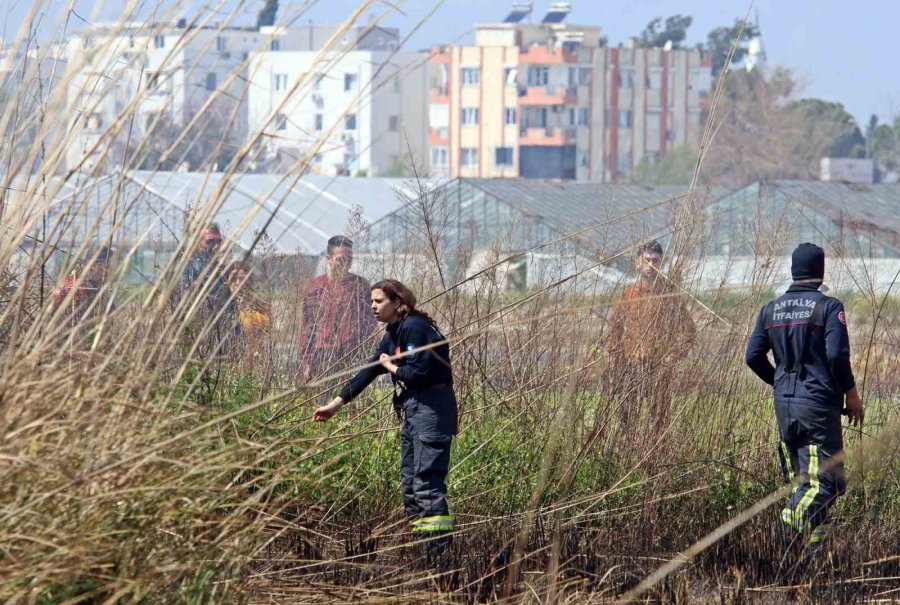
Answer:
[
  {"xmin": 339, "ymin": 314, "xmax": 453, "ymax": 402},
  {"xmin": 745, "ymin": 284, "xmax": 855, "ymax": 407}
]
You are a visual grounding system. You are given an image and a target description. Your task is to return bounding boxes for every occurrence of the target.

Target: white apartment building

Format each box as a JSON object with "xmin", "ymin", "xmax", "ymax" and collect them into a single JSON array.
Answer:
[
  {"xmin": 63, "ymin": 22, "xmax": 263, "ymax": 173},
  {"xmin": 247, "ymin": 26, "xmax": 428, "ymax": 176}
]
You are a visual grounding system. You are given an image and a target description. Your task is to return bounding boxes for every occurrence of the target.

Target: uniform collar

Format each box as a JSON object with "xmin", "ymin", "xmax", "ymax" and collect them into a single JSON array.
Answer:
[{"xmin": 786, "ymin": 283, "xmax": 822, "ymax": 294}]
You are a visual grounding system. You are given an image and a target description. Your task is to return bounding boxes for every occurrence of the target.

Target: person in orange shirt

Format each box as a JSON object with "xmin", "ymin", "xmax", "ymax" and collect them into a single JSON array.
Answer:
[
  {"xmin": 225, "ymin": 261, "xmax": 272, "ymax": 374},
  {"xmin": 605, "ymin": 240, "xmax": 696, "ymax": 432}
]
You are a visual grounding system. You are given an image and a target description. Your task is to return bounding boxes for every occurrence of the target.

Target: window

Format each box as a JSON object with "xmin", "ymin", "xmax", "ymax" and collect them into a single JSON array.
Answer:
[
  {"xmin": 666, "ymin": 128, "xmax": 676, "ymax": 141},
  {"xmin": 345, "ymin": 113, "xmax": 357, "ymax": 130},
  {"xmin": 505, "ymin": 107, "xmax": 516, "ymax": 125},
  {"xmin": 618, "ymin": 110, "xmax": 632, "ymax": 128},
  {"xmin": 275, "ymin": 113, "xmax": 287, "ymax": 131},
  {"xmin": 153, "ymin": 34, "xmax": 165, "ymax": 49},
  {"xmin": 647, "ymin": 69, "xmax": 662, "ymax": 90},
  {"xmin": 619, "ymin": 68, "xmax": 635, "ymax": 89},
  {"xmin": 86, "ymin": 113, "xmax": 102, "ymax": 130},
  {"xmin": 578, "ymin": 107, "xmax": 589, "ymax": 126},
  {"xmin": 461, "ymin": 107, "xmax": 479, "ymax": 126},
  {"xmin": 617, "ymin": 152, "xmax": 631, "ymax": 173},
  {"xmin": 578, "ymin": 67, "xmax": 592, "ymax": 85},
  {"xmin": 461, "ymin": 67, "xmax": 479, "ymax": 86},
  {"xmin": 315, "ymin": 113, "xmax": 323, "ymax": 131},
  {"xmin": 647, "ymin": 111, "xmax": 661, "ymax": 140},
  {"xmin": 689, "ymin": 68, "xmax": 710, "ymax": 92},
  {"xmin": 495, "ymin": 147, "xmax": 514, "ymax": 166},
  {"xmin": 205, "ymin": 72, "xmax": 217, "ymax": 91},
  {"xmin": 344, "ymin": 73, "xmax": 358, "ymax": 91},
  {"xmin": 389, "ymin": 115, "xmax": 399, "ymax": 132},
  {"xmin": 568, "ymin": 66, "xmax": 577, "ymax": 87},
  {"xmin": 344, "ymin": 152, "xmax": 358, "ymax": 167},
  {"xmin": 394, "ymin": 77, "xmax": 402, "ymax": 93},
  {"xmin": 578, "ymin": 149, "xmax": 588, "ymax": 168},
  {"xmin": 274, "ymin": 74, "xmax": 288, "ymax": 91},
  {"xmin": 569, "ymin": 108, "xmax": 589, "ymax": 128},
  {"xmin": 460, "ymin": 148, "xmax": 478, "ymax": 167},
  {"xmin": 431, "ymin": 146, "xmax": 448, "ymax": 166},
  {"xmin": 216, "ymin": 36, "xmax": 227, "ymax": 51},
  {"xmin": 270, "ymin": 39, "xmax": 280, "ymax": 51},
  {"xmin": 527, "ymin": 66, "xmax": 549, "ymax": 86},
  {"xmin": 504, "ymin": 67, "xmax": 517, "ymax": 85},
  {"xmin": 529, "ymin": 107, "xmax": 548, "ymax": 128},
  {"xmin": 313, "ymin": 73, "xmax": 324, "ymax": 91}
]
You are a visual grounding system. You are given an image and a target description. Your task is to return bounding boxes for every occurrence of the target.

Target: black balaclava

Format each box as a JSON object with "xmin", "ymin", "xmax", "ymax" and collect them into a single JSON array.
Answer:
[{"xmin": 791, "ymin": 243, "xmax": 825, "ymax": 283}]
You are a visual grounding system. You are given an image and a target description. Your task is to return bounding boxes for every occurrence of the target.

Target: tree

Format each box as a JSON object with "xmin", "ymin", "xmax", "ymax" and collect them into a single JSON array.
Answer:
[
  {"xmin": 135, "ymin": 108, "xmax": 241, "ymax": 172},
  {"xmin": 787, "ymin": 99, "xmax": 865, "ymax": 161},
  {"xmin": 257, "ymin": 0, "xmax": 278, "ymax": 29},
  {"xmin": 868, "ymin": 115, "xmax": 900, "ymax": 172},
  {"xmin": 703, "ymin": 68, "xmax": 867, "ymax": 184},
  {"xmin": 639, "ymin": 15, "xmax": 692, "ymax": 49},
  {"xmin": 707, "ymin": 19, "xmax": 760, "ymax": 77},
  {"xmin": 633, "ymin": 145, "xmax": 698, "ymax": 185}
]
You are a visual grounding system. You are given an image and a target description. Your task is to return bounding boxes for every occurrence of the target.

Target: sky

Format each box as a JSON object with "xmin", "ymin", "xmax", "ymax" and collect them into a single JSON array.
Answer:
[{"xmin": 2, "ymin": 0, "xmax": 896, "ymax": 127}]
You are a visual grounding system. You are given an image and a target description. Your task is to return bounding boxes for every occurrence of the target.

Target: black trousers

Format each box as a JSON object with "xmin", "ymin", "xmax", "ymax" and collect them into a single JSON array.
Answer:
[
  {"xmin": 775, "ymin": 398, "xmax": 845, "ymax": 543},
  {"xmin": 398, "ymin": 385, "xmax": 457, "ymax": 533}
]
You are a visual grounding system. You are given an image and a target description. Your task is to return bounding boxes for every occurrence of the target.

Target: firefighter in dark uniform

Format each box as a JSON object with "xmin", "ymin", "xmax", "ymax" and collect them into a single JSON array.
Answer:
[
  {"xmin": 314, "ymin": 279, "xmax": 457, "ymax": 553},
  {"xmin": 745, "ymin": 243, "xmax": 864, "ymax": 553}
]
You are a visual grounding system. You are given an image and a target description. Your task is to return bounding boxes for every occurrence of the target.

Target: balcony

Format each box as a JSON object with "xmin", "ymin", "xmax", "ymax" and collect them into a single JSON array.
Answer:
[
  {"xmin": 429, "ymin": 127, "xmax": 449, "ymax": 146},
  {"xmin": 519, "ymin": 126, "xmax": 576, "ymax": 146},
  {"xmin": 430, "ymin": 87, "xmax": 449, "ymax": 104},
  {"xmin": 520, "ymin": 44, "xmax": 578, "ymax": 64},
  {"xmin": 518, "ymin": 84, "xmax": 578, "ymax": 106}
]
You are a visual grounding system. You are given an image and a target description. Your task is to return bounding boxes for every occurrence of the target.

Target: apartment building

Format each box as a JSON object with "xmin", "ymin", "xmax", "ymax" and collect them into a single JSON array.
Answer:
[
  {"xmin": 63, "ymin": 22, "xmax": 262, "ymax": 172},
  {"xmin": 427, "ymin": 3, "xmax": 712, "ymax": 181},
  {"xmin": 247, "ymin": 26, "xmax": 428, "ymax": 176}
]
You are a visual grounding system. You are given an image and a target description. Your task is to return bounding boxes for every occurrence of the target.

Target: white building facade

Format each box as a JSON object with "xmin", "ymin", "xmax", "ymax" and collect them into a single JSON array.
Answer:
[
  {"xmin": 247, "ymin": 27, "xmax": 428, "ymax": 176},
  {"xmin": 63, "ymin": 22, "xmax": 263, "ymax": 173}
]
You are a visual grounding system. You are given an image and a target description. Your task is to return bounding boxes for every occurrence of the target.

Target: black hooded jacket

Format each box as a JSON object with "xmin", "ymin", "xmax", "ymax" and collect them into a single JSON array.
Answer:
[{"xmin": 745, "ymin": 284, "xmax": 855, "ymax": 407}]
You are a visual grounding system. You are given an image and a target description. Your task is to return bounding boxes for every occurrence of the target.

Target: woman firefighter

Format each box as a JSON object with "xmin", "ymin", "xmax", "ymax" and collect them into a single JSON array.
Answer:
[{"xmin": 313, "ymin": 279, "xmax": 458, "ymax": 553}]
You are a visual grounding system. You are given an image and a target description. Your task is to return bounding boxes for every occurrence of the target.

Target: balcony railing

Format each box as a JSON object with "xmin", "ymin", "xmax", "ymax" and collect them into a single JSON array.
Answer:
[
  {"xmin": 519, "ymin": 44, "xmax": 579, "ymax": 64},
  {"xmin": 518, "ymin": 126, "xmax": 576, "ymax": 146},
  {"xmin": 518, "ymin": 85, "xmax": 578, "ymax": 105}
]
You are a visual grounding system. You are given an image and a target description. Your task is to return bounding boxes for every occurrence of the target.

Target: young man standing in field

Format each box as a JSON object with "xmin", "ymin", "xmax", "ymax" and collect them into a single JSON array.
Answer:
[
  {"xmin": 300, "ymin": 236, "xmax": 377, "ymax": 381},
  {"xmin": 745, "ymin": 243, "xmax": 864, "ymax": 557},
  {"xmin": 605, "ymin": 240, "xmax": 696, "ymax": 432}
]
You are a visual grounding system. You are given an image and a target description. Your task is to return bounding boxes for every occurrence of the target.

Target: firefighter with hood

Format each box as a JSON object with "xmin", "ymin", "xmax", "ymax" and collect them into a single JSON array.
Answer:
[
  {"xmin": 745, "ymin": 243, "xmax": 864, "ymax": 556},
  {"xmin": 314, "ymin": 279, "xmax": 457, "ymax": 556}
]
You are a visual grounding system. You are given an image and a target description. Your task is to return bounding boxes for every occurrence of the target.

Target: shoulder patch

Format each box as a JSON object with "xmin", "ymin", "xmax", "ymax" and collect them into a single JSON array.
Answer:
[
  {"xmin": 407, "ymin": 344, "xmax": 416, "ymax": 352},
  {"xmin": 838, "ymin": 311, "xmax": 846, "ymax": 325}
]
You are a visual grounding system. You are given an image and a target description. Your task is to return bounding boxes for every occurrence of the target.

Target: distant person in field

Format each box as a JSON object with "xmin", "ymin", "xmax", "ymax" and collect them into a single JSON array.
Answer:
[
  {"xmin": 300, "ymin": 235, "xmax": 376, "ymax": 381},
  {"xmin": 314, "ymin": 279, "xmax": 457, "ymax": 557},
  {"xmin": 225, "ymin": 261, "xmax": 272, "ymax": 373},
  {"xmin": 605, "ymin": 240, "xmax": 696, "ymax": 431},
  {"xmin": 745, "ymin": 243, "xmax": 863, "ymax": 558},
  {"xmin": 178, "ymin": 223, "xmax": 239, "ymax": 353},
  {"xmin": 53, "ymin": 246, "xmax": 112, "ymax": 325}
]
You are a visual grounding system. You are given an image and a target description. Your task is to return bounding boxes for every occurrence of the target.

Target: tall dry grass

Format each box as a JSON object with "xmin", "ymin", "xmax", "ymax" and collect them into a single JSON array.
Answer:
[{"xmin": 1, "ymin": 2, "xmax": 898, "ymax": 603}]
